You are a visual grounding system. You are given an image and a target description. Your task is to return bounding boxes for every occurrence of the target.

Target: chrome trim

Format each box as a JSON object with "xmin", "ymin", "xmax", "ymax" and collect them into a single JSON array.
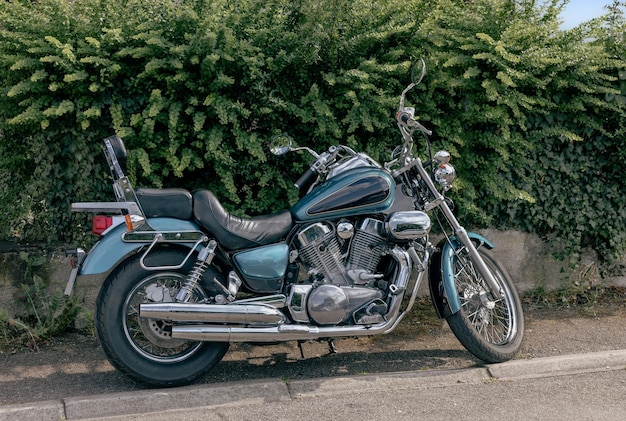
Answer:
[
  {"xmin": 385, "ymin": 211, "xmax": 431, "ymax": 240},
  {"xmin": 71, "ymin": 201, "xmax": 142, "ymax": 215},
  {"xmin": 138, "ymin": 234, "xmax": 208, "ymax": 271},
  {"xmin": 123, "ymin": 230, "xmax": 206, "ymax": 243},
  {"xmin": 232, "ymin": 294, "xmax": 287, "ymax": 308},
  {"xmin": 63, "ymin": 248, "xmax": 86, "ymax": 296}
]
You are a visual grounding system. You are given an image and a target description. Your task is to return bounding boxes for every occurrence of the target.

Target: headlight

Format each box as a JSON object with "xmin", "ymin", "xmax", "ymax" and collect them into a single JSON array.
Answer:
[{"xmin": 434, "ymin": 163, "xmax": 456, "ymax": 189}]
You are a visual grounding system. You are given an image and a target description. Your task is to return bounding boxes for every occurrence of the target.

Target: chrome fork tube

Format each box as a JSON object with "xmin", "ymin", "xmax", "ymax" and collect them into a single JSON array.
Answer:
[{"xmin": 413, "ymin": 160, "xmax": 503, "ymax": 299}]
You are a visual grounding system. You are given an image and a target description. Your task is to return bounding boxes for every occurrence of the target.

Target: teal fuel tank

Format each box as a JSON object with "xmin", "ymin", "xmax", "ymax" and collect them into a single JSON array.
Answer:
[{"xmin": 290, "ymin": 167, "xmax": 395, "ymax": 223}]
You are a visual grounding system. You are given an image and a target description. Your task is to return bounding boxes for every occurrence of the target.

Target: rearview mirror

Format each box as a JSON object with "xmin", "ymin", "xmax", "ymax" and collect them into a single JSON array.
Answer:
[
  {"xmin": 270, "ymin": 134, "xmax": 293, "ymax": 156},
  {"xmin": 411, "ymin": 58, "xmax": 426, "ymax": 85}
]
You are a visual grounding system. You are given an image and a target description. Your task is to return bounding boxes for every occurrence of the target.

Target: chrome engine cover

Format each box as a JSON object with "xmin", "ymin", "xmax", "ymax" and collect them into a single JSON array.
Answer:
[
  {"xmin": 307, "ymin": 284, "xmax": 383, "ymax": 325},
  {"xmin": 307, "ymin": 285, "xmax": 348, "ymax": 324}
]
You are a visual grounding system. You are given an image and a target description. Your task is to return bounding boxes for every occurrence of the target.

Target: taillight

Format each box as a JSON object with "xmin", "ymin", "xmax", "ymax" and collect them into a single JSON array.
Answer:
[
  {"xmin": 91, "ymin": 215, "xmax": 126, "ymax": 235},
  {"xmin": 92, "ymin": 215, "xmax": 113, "ymax": 235}
]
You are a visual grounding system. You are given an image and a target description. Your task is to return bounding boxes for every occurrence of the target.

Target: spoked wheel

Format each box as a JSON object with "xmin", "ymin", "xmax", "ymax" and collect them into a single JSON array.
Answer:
[
  {"xmin": 95, "ymin": 248, "xmax": 229, "ymax": 387},
  {"xmin": 445, "ymin": 246, "xmax": 524, "ymax": 363},
  {"xmin": 124, "ymin": 272, "xmax": 204, "ymax": 362}
]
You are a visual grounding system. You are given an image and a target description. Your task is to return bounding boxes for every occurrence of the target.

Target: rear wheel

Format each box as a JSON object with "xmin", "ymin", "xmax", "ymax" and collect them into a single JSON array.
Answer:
[
  {"xmin": 445, "ymin": 247, "xmax": 524, "ymax": 363},
  {"xmin": 95, "ymin": 247, "xmax": 229, "ymax": 387}
]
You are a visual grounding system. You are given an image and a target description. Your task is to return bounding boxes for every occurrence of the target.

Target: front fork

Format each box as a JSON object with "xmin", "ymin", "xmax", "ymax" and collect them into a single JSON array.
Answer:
[
  {"xmin": 438, "ymin": 205, "xmax": 503, "ymax": 300},
  {"xmin": 413, "ymin": 160, "xmax": 503, "ymax": 300}
]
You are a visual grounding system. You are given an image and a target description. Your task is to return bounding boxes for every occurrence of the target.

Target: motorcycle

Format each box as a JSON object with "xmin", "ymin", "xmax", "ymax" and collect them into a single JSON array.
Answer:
[{"xmin": 65, "ymin": 61, "xmax": 524, "ymax": 387}]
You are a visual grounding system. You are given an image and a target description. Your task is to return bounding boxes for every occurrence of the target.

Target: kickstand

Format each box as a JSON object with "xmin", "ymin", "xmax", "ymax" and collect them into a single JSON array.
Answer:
[
  {"xmin": 327, "ymin": 339, "xmax": 337, "ymax": 354},
  {"xmin": 297, "ymin": 340, "xmax": 305, "ymax": 359}
]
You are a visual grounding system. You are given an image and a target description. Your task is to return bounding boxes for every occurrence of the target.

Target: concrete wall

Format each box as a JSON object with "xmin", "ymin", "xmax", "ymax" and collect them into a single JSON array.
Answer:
[{"xmin": 1, "ymin": 229, "xmax": 624, "ymax": 317}]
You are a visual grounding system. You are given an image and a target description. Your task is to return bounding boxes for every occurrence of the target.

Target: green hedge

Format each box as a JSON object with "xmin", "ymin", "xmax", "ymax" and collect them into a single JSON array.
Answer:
[
  {"xmin": 413, "ymin": 0, "xmax": 626, "ymax": 265},
  {"xmin": 0, "ymin": 0, "xmax": 624, "ymax": 266}
]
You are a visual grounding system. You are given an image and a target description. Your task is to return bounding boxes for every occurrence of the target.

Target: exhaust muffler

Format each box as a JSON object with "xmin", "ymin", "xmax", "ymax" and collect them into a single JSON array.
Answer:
[
  {"xmin": 170, "ymin": 319, "xmax": 398, "ymax": 342},
  {"xmin": 139, "ymin": 302, "xmax": 286, "ymax": 325}
]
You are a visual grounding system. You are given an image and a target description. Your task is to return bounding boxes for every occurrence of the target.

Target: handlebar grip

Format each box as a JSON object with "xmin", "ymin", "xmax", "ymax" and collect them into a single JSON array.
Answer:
[
  {"xmin": 397, "ymin": 111, "xmax": 433, "ymax": 136},
  {"xmin": 294, "ymin": 167, "xmax": 317, "ymax": 191}
]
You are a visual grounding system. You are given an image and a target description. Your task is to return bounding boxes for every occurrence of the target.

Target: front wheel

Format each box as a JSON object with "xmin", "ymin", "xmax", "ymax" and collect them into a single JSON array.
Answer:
[
  {"xmin": 445, "ymin": 247, "xmax": 524, "ymax": 363},
  {"xmin": 95, "ymin": 247, "xmax": 229, "ymax": 387}
]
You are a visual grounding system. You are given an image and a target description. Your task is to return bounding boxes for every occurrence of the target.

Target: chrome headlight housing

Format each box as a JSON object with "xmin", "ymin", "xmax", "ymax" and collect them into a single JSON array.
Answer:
[{"xmin": 433, "ymin": 150, "xmax": 456, "ymax": 190}]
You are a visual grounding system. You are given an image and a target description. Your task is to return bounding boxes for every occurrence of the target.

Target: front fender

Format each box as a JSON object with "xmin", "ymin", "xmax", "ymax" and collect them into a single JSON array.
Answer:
[
  {"xmin": 428, "ymin": 232, "xmax": 494, "ymax": 318},
  {"xmin": 80, "ymin": 218, "xmax": 202, "ymax": 275}
]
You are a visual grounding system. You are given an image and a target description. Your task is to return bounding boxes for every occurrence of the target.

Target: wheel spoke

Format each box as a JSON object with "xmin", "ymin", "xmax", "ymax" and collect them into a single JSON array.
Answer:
[
  {"xmin": 127, "ymin": 303, "xmax": 139, "ymax": 318},
  {"xmin": 452, "ymin": 250, "xmax": 517, "ymax": 346}
]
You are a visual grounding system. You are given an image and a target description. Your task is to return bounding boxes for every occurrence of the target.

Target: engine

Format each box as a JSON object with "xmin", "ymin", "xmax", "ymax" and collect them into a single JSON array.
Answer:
[
  {"xmin": 297, "ymin": 218, "xmax": 388, "ymax": 284},
  {"xmin": 289, "ymin": 218, "xmax": 389, "ymax": 325}
]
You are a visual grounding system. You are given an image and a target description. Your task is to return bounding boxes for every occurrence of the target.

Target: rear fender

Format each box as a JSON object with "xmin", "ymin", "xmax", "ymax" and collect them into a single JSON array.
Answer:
[
  {"xmin": 428, "ymin": 232, "xmax": 494, "ymax": 318},
  {"xmin": 80, "ymin": 218, "xmax": 203, "ymax": 276}
]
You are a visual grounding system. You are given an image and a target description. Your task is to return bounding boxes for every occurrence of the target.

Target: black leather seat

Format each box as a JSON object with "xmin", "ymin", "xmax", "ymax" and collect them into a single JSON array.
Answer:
[{"xmin": 193, "ymin": 190, "xmax": 293, "ymax": 250}]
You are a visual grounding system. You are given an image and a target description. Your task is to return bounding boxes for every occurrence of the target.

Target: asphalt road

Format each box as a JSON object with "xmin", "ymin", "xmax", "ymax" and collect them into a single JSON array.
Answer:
[
  {"xmin": 4, "ymin": 351, "xmax": 626, "ymax": 421},
  {"xmin": 84, "ymin": 369, "xmax": 626, "ymax": 421}
]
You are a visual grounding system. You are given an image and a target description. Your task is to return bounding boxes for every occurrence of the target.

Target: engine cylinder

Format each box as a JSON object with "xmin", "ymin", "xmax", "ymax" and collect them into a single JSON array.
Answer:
[
  {"xmin": 347, "ymin": 218, "xmax": 385, "ymax": 274},
  {"xmin": 297, "ymin": 222, "xmax": 346, "ymax": 283}
]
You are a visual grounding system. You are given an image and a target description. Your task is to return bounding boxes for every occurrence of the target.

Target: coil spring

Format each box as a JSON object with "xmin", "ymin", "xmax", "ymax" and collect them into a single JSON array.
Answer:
[
  {"xmin": 175, "ymin": 240, "xmax": 217, "ymax": 302},
  {"xmin": 176, "ymin": 259, "xmax": 208, "ymax": 302}
]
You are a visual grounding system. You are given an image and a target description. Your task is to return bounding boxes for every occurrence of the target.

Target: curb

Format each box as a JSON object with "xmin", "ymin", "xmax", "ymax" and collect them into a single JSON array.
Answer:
[
  {"xmin": 1, "ymin": 349, "xmax": 625, "ymax": 421},
  {"xmin": 487, "ymin": 349, "xmax": 626, "ymax": 379}
]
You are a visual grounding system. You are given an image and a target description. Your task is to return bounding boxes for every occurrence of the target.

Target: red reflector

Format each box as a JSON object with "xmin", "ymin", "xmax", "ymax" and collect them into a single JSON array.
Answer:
[{"xmin": 92, "ymin": 215, "xmax": 113, "ymax": 235}]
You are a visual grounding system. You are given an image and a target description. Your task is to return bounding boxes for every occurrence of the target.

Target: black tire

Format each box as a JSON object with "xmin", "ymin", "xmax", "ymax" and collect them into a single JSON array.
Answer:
[
  {"xmin": 445, "ymin": 247, "xmax": 524, "ymax": 363},
  {"xmin": 95, "ymin": 247, "xmax": 229, "ymax": 387}
]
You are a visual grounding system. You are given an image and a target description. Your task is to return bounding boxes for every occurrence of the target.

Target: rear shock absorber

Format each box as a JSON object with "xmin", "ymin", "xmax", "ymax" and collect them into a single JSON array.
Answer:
[{"xmin": 176, "ymin": 240, "xmax": 217, "ymax": 302}]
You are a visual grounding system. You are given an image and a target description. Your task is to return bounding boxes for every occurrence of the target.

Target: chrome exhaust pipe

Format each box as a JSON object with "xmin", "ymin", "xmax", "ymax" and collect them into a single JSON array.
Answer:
[
  {"xmin": 170, "ymin": 247, "xmax": 422, "ymax": 343},
  {"xmin": 139, "ymin": 302, "xmax": 286, "ymax": 325},
  {"xmin": 172, "ymin": 318, "xmax": 396, "ymax": 342}
]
